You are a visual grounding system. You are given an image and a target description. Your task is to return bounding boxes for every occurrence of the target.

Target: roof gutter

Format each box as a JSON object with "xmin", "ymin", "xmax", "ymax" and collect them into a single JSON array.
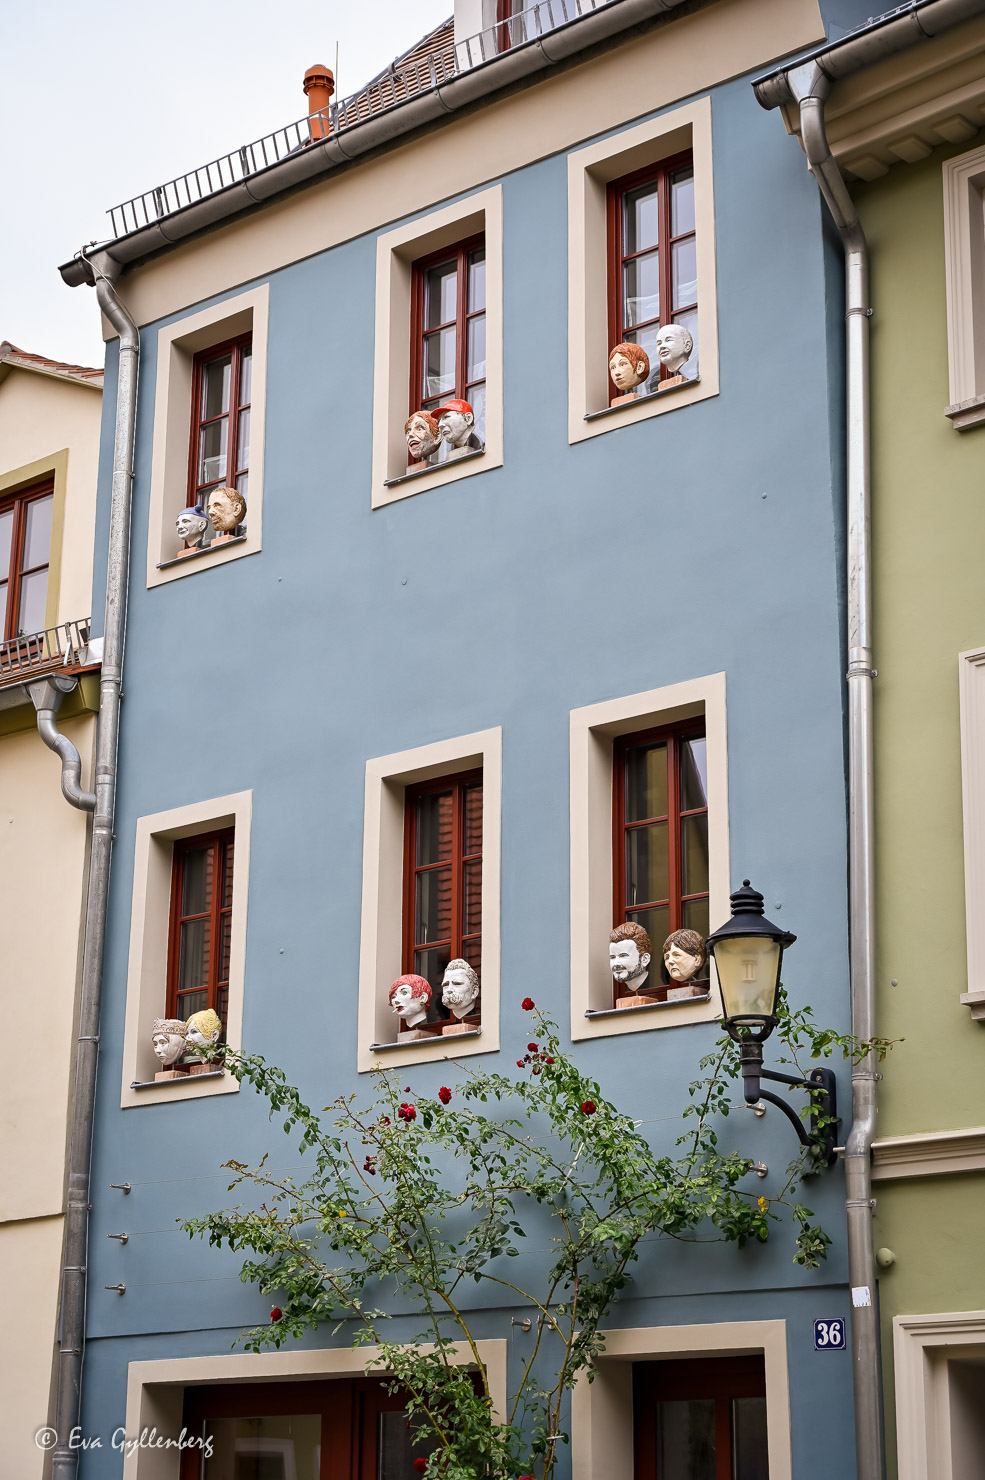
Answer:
[
  {"xmin": 754, "ymin": 5, "xmax": 985, "ymax": 1479},
  {"xmin": 59, "ymin": 0, "xmax": 696, "ymax": 287}
]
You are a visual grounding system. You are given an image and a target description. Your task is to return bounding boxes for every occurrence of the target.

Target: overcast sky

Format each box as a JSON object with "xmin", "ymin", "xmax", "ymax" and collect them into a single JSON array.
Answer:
[{"xmin": 1, "ymin": 0, "xmax": 452, "ymax": 367}]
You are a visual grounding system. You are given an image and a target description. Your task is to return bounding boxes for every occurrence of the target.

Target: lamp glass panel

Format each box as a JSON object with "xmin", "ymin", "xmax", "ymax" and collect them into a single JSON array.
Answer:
[{"xmin": 713, "ymin": 936, "xmax": 780, "ymax": 1020}]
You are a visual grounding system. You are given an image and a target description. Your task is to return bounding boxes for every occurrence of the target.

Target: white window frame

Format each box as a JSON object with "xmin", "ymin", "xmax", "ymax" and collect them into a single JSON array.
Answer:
[
  {"xmin": 357, "ymin": 728, "xmax": 502, "ymax": 1070},
  {"xmin": 570, "ymin": 1318, "xmax": 792, "ymax": 1480},
  {"xmin": 371, "ymin": 187, "xmax": 503, "ymax": 507},
  {"xmin": 958, "ymin": 645, "xmax": 985, "ymax": 1019},
  {"xmin": 146, "ymin": 285, "xmax": 268, "ymax": 586},
  {"xmin": 119, "ymin": 791, "xmax": 252, "ymax": 1106},
  {"xmin": 569, "ymin": 673, "xmax": 729, "ymax": 1040},
  {"xmin": 120, "ymin": 1340, "xmax": 507, "ymax": 1480},
  {"xmin": 893, "ymin": 1310, "xmax": 985, "ymax": 1480},
  {"xmin": 943, "ymin": 144, "xmax": 985, "ymax": 430},
  {"xmin": 567, "ymin": 96, "xmax": 719, "ymax": 444}
]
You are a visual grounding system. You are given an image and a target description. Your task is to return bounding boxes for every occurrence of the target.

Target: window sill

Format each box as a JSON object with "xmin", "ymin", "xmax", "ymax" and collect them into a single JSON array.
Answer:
[
  {"xmin": 585, "ymin": 992, "xmax": 711, "ymax": 1020},
  {"xmin": 370, "ymin": 1028, "xmax": 482, "ymax": 1052},
  {"xmin": 130, "ymin": 1069, "xmax": 226, "ymax": 1089},
  {"xmin": 383, "ymin": 448, "xmax": 486, "ymax": 490},
  {"xmin": 157, "ymin": 534, "xmax": 248, "ymax": 571},
  {"xmin": 944, "ymin": 393, "xmax": 985, "ymax": 431},
  {"xmin": 584, "ymin": 376, "xmax": 700, "ymax": 424}
]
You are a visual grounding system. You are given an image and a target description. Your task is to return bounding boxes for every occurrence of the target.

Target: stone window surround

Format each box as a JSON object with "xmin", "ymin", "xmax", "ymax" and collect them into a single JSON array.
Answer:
[
  {"xmin": 943, "ymin": 143, "xmax": 985, "ymax": 430},
  {"xmin": 958, "ymin": 645, "xmax": 985, "ymax": 1020},
  {"xmin": 567, "ymin": 96, "xmax": 719, "ymax": 444},
  {"xmin": 371, "ymin": 186, "xmax": 503, "ymax": 508},
  {"xmin": 569, "ymin": 673, "xmax": 729, "ymax": 1041},
  {"xmin": 119, "ymin": 791, "xmax": 251, "ymax": 1107},
  {"xmin": 118, "ymin": 1340, "xmax": 507, "ymax": 1480},
  {"xmin": 0, "ymin": 450, "xmax": 68, "ymax": 633},
  {"xmin": 357, "ymin": 728, "xmax": 502, "ymax": 1071},
  {"xmin": 570, "ymin": 1318, "xmax": 792, "ymax": 1480},
  {"xmin": 146, "ymin": 284, "xmax": 268, "ymax": 587},
  {"xmin": 893, "ymin": 1310, "xmax": 985, "ymax": 1480}
]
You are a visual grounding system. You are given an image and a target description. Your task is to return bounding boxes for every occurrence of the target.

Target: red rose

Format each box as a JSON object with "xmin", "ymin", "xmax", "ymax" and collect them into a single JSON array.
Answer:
[
  {"xmin": 581, "ymin": 1101, "xmax": 597, "ymax": 1115},
  {"xmin": 521, "ymin": 998, "xmax": 535, "ymax": 1011},
  {"xmin": 516, "ymin": 1060, "xmax": 525, "ymax": 1068},
  {"xmin": 438, "ymin": 1086, "xmax": 452, "ymax": 1104},
  {"xmin": 398, "ymin": 1103, "xmax": 417, "ymax": 1122},
  {"xmin": 270, "ymin": 1307, "xmax": 283, "ymax": 1322},
  {"xmin": 527, "ymin": 1043, "xmax": 538, "ymax": 1053},
  {"xmin": 413, "ymin": 1461, "xmax": 428, "ymax": 1475},
  {"xmin": 544, "ymin": 1056, "xmax": 554, "ymax": 1064}
]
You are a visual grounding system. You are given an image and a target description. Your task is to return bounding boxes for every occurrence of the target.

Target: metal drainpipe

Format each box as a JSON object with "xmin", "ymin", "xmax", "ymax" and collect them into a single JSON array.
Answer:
[
  {"xmin": 27, "ymin": 675, "xmax": 97, "ymax": 811},
  {"xmin": 50, "ymin": 256, "xmax": 138, "ymax": 1480},
  {"xmin": 758, "ymin": 60, "xmax": 882, "ymax": 1480}
]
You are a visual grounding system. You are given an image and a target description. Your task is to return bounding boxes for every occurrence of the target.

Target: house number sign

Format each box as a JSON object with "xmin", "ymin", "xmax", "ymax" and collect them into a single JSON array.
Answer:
[{"xmin": 813, "ymin": 1318, "xmax": 846, "ymax": 1350}]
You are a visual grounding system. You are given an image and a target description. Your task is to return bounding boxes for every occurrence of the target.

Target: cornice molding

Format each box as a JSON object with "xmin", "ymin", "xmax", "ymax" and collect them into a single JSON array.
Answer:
[{"xmin": 871, "ymin": 1125, "xmax": 985, "ymax": 1180}]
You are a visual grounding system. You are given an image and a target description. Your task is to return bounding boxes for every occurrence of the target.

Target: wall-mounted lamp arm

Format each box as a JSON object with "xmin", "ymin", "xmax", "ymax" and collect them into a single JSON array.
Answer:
[{"xmin": 739, "ymin": 1041, "xmax": 839, "ymax": 1165}]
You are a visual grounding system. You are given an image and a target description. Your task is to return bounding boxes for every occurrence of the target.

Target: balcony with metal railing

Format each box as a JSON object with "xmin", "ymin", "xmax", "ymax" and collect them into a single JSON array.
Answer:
[
  {"xmin": 105, "ymin": 0, "xmax": 619, "ymax": 241},
  {"xmin": 0, "ymin": 617, "xmax": 96, "ymax": 697}
]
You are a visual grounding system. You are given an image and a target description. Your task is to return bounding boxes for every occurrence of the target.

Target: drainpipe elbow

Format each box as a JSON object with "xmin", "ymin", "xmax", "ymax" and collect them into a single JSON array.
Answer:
[{"xmin": 27, "ymin": 676, "xmax": 96, "ymax": 812}]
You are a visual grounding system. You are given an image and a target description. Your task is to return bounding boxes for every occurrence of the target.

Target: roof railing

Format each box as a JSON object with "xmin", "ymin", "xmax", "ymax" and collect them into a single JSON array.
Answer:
[
  {"xmin": 106, "ymin": 0, "xmax": 618, "ymax": 240},
  {"xmin": 0, "ymin": 617, "xmax": 94, "ymax": 686}
]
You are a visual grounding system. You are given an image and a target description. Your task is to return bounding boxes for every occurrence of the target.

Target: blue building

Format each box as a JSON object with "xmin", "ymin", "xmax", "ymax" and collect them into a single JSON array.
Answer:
[{"xmin": 54, "ymin": 1, "xmax": 890, "ymax": 1474}]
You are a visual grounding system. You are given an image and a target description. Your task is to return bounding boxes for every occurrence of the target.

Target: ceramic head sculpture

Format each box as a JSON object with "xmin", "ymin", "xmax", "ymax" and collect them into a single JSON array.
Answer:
[
  {"xmin": 207, "ymin": 486, "xmax": 247, "ymax": 537},
  {"xmin": 654, "ymin": 324, "xmax": 694, "ymax": 386},
  {"xmin": 441, "ymin": 959, "xmax": 480, "ymax": 1020},
  {"xmin": 185, "ymin": 1007, "xmax": 222, "ymax": 1053},
  {"xmin": 609, "ymin": 921, "xmax": 652, "ymax": 991},
  {"xmin": 175, "ymin": 504, "xmax": 210, "ymax": 550},
  {"xmin": 404, "ymin": 411, "xmax": 441, "ymax": 467},
  {"xmin": 662, "ymin": 928, "xmax": 707, "ymax": 983},
  {"xmin": 151, "ymin": 1017, "xmax": 188, "ymax": 1066},
  {"xmin": 434, "ymin": 399, "xmax": 483, "ymax": 458},
  {"xmin": 608, "ymin": 342, "xmax": 650, "ymax": 402},
  {"xmin": 389, "ymin": 973, "xmax": 433, "ymax": 1030}
]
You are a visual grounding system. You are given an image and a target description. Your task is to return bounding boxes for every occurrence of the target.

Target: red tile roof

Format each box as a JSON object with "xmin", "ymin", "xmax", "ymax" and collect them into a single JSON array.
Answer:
[{"xmin": 0, "ymin": 341, "xmax": 103, "ymax": 386}]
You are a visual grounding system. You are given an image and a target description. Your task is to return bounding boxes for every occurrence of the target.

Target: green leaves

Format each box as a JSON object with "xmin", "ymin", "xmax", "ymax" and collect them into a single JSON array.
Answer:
[{"xmin": 186, "ymin": 1001, "xmax": 852, "ymax": 1480}]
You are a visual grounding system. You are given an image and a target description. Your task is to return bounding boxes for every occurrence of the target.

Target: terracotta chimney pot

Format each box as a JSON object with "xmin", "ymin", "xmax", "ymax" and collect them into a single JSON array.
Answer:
[{"xmin": 304, "ymin": 63, "xmax": 335, "ymax": 142}]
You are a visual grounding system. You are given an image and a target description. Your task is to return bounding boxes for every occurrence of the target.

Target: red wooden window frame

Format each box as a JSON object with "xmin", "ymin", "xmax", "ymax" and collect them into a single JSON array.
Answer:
[
  {"xmin": 165, "ymin": 827, "xmax": 235, "ymax": 1025},
  {"xmin": 409, "ymin": 234, "xmax": 486, "ymax": 422},
  {"xmin": 606, "ymin": 151, "xmax": 696, "ymax": 394},
  {"xmin": 179, "ymin": 1375, "xmax": 456, "ymax": 1479},
  {"xmin": 612, "ymin": 719, "xmax": 709, "ymax": 1001},
  {"xmin": 402, "ymin": 769, "xmax": 483, "ymax": 988},
  {"xmin": 633, "ymin": 1355, "xmax": 767, "ymax": 1480},
  {"xmin": 0, "ymin": 479, "xmax": 54, "ymax": 642},
  {"xmin": 186, "ymin": 332, "xmax": 252, "ymax": 512}
]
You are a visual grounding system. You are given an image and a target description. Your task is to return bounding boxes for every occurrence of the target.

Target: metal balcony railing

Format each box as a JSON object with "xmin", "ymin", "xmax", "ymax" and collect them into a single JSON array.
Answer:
[
  {"xmin": 106, "ymin": 0, "xmax": 619, "ymax": 240},
  {"xmin": 0, "ymin": 617, "xmax": 94, "ymax": 686}
]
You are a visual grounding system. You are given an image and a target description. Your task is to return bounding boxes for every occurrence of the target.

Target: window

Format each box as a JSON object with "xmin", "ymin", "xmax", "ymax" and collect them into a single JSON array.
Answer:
[
  {"xmin": 0, "ymin": 480, "xmax": 53, "ymax": 640},
  {"xmin": 943, "ymin": 143, "xmax": 985, "ymax": 429},
  {"xmin": 612, "ymin": 720, "xmax": 709, "ymax": 1003},
  {"xmin": 411, "ymin": 236, "xmax": 486, "ymax": 445},
  {"xmin": 404, "ymin": 771, "xmax": 483, "ymax": 991},
  {"xmin": 607, "ymin": 154, "xmax": 697, "ymax": 396},
  {"xmin": 166, "ymin": 829, "xmax": 235, "ymax": 1027},
  {"xmin": 178, "ymin": 1378, "xmax": 441, "ymax": 1480},
  {"xmin": 633, "ymin": 1356, "xmax": 769, "ymax": 1480},
  {"xmin": 187, "ymin": 334, "xmax": 252, "ymax": 541}
]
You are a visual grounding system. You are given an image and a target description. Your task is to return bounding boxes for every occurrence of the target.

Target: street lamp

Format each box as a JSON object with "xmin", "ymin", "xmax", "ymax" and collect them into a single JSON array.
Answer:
[{"xmin": 706, "ymin": 880, "xmax": 838, "ymax": 1165}]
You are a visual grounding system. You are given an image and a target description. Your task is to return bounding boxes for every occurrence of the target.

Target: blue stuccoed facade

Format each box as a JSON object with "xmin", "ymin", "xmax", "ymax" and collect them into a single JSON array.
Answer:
[{"xmin": 77, "ymin": 15, "xmax": 870, "ymax": 1475}]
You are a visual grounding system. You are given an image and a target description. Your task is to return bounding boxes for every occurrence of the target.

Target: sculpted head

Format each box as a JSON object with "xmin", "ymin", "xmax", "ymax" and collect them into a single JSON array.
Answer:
[
  {"xmin": 207, "ymin": 486, "xmax": 247, "ymax": 534},
  {"xmin": 405, "ymin": 411, "xmax": 441, "ymax": 463},
  {"xmin": 389, "ymin": 973, "xmax": 433, "ymax": 1027},
  {"xmin": 441, "ymin": 959, "xmax": 480, "ymax": 1016},
  {"xmin": 175, "ymin": 504, "xmax": 210, "ymax": 546},
  {"xmin": 663, "ymin": 928, "xmax": 707, "ymax": 983},
  {"xmin": 609, "ymin": 342, "xmax": 650, "ymax": 393},
  {"xmin": 608, "ymin": 921, "xmax": 652, "ymax": 984},
  {"xmin": 654, "ymin": 324, "xmax": 694, "ymax": 374},
  {"xmin": 435, "ymin": 399, "xmax": 475, "ymax": 449},
  {"xmin": 185, "ymin": 1008, "xmax": 222, "ymax": 1050},
  {"xmin": 151, "ymin": 1017, "xmax": 187, "ymax": 1065}
]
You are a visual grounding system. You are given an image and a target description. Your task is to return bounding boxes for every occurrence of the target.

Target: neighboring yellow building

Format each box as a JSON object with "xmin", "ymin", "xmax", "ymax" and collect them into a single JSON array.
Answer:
[{"xmin": 0, "ymin": 341, "xmax": 102, "ymax": 1476}]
